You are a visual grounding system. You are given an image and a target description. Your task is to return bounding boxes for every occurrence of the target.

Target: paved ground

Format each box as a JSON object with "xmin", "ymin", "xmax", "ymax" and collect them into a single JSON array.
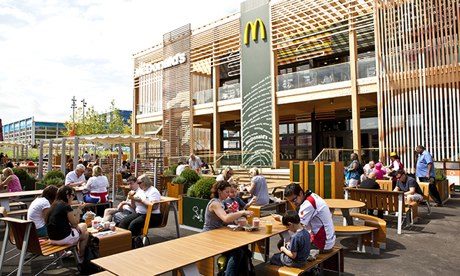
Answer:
[{"xmin": 1, "ymin": 194, "xmax": 459, "ymax": 275}]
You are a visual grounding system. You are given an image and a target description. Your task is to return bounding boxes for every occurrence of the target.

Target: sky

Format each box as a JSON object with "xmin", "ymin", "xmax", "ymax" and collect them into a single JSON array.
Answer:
[{"xmin": 0, "ymin": 0, "xmax": 241, "ymax": 125}]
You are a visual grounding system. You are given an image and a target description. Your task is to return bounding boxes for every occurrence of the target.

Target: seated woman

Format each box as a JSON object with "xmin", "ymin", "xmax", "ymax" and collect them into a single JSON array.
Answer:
[
  {"xmin": 0, "ymin": 168, "xmax": 22, "ymax": 192},
  {"xmin": 83, "ymin": 165, "xmax": 109, "ymax": 204},
  {"xmin": 27, "ymin": 185, "xmax": 58, "ymax": 237},
  {"xmin": 46, "ymin": 186, "xmax": 89, "ymax": 264},
  {"xmin": 119, "ymin": 174, "xmax": 162, "ymax": 245},
  {"xmin": 216, "ymin": 167, "xmax": 236, "ymax": 185},
  {"xmin": 203, "ymin": 180, "xmax": 253, "ymax": 275},
  {"xmin": 247, "ymin": 168, "xmax": 270, "ymax": 206}
]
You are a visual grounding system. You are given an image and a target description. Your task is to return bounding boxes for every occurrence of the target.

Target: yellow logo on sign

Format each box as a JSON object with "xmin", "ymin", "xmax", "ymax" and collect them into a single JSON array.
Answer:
[{"xmin": 243, "ymin": 19, "xmax": 266, "ymax": 45}]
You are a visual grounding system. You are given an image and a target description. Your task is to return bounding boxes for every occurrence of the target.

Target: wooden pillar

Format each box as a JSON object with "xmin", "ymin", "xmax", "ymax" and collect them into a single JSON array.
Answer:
[
  {"xmin": 349, "ymin": 9, "xmax": 361, "ymax": 157},
  {"xmin": 212, "ymin": 65, "xmax": 221, "ymax": 167},
  {"xmin": 271, "ymin": 48, "xmax": 279, "ymax": 168},
  {"xmin": 61, "ymin": 139, "xmax": 66, "ymax": 175},
  {"xmin": 118, "ymin": 145, "xmax": 123, "ymax": 165},
  {"xmin": 73, "ymin": 137, "xmax": 79, "ymax": 170},
  {"xmin": 38, "ymin": 140, "xmax": 44, "ymax": 180},
  {"xmin": 47, "ymin": 140, "xmax": 53, "ymax": 173}
]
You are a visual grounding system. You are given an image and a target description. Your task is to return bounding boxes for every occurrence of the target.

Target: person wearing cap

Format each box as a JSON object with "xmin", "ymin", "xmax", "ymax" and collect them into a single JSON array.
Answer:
[
  {"xmin": 373, "ymin": 162, "xmax": 387, "ymax": 180},
  {"xmin": 393, "ymin": 170, "xmax": 423, "ymax": 203},
  {"xmin": 415, "ymin": 145, "xmax": 443, "ymax": 206}
]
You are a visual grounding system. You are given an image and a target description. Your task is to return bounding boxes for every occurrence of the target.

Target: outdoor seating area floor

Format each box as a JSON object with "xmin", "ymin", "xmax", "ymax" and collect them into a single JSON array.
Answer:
[{"xmin": 1, "ymin": 194, "xmax": 459, "ymax": 275}]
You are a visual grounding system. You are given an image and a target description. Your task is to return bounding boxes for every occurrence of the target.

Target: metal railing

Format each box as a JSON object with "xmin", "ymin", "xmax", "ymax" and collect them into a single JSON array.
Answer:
[
  {"xmin": 136, "ymin": 104, "xmax": 161, "ymax": 115},
  {"xmin": 218, "ymin": 83, "xmax": 241, "ymax": 101},
  {"xmin": 277, "ymin": 57, "xmax": 376, "ymax": 92},
  {"xmin": 314, "ymin": 148, "xmax": 380, "ymax": 164},
  {"xmin": 193, "ymin": 89, "xmax": 213, "ymax": 105}
]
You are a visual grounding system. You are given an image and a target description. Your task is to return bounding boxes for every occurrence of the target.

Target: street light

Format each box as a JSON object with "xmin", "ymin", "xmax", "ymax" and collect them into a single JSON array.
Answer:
[
  {"xmin": 71, "ymin": 96, "xmax": 77, "ymax": 136},
  {"xmin": 81, "ymin": 99, "xmax": 87, "ymax": 124}
]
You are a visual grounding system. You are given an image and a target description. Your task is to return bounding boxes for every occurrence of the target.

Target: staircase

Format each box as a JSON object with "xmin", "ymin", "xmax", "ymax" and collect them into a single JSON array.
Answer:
[{"xmin": 230, "ymin": 168, "xmax": 290, "ymax": 186}]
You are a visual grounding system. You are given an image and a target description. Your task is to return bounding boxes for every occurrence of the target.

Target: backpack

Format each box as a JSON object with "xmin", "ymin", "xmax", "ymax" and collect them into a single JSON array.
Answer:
[
  {"xmin": 357, "ymin": 163, "xmax": 364, "ymax": 175},
  {"xmin": 78, "ymin": 235, "xmax": 101, "ymax": 275}
]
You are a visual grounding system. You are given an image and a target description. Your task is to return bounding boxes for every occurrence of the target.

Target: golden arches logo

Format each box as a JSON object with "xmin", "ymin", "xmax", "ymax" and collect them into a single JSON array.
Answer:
[{"xmin": 243, "ymin": 19, "xmax": 267, "ymax": 45}]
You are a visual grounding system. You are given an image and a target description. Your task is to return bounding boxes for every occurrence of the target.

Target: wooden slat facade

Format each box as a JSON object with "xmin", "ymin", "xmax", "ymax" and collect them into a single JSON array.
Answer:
[{"xmin": 376, "ymin": 0, "xmax": 460, "ymax": 172}]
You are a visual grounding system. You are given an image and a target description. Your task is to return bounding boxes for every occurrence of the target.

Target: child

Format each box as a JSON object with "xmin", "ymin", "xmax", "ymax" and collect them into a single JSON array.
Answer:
[
  {"xmin": 270, "ymin": 210, "xmax": 310, "ymax": 268},
  {"xmin": 223, "ymin": 183, "xmax": 257, "ymax": 213}
]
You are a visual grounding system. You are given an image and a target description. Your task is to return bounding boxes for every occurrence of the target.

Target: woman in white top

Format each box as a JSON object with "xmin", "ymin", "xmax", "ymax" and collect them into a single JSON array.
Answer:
[
  {"xmin": 83, "ymin": 166, "xmax": 109, "ymax": 204},
  {"xmin": 27, "ymin": 185, "xmax": 58, "ymax": 237},
  {"xmin": 216, "ymin": 167, "xmax": 236, "ymax": 185},
  {"xmin": 119, "ymin": 174, "xmax": 162, "ymax": 242}
]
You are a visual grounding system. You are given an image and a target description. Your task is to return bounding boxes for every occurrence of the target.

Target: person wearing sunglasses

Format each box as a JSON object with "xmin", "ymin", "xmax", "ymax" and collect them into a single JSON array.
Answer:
[
  {"xmin": 393, "ymin": 170, "xmax": 423, "ymax": 204},
  {"xmin": 46, "ymin": 185, "xmax": 89, "ymax": 264},
  {"xmin": 273, "ymin": 183, "xmax": 335, "ymax": 253}
]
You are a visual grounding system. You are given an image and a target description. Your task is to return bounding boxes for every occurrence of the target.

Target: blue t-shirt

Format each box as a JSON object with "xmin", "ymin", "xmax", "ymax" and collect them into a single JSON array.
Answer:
[
  {"xmin": 287, "ymin": 229, "xmax": 310, "ymax": 264},
  {"xmin": 223, "ymin": 197, "xmax": 246, "ymax": 212},
  {"xmin": 416, "ymin": 151, "xmax": 435, "ymax": 178}
]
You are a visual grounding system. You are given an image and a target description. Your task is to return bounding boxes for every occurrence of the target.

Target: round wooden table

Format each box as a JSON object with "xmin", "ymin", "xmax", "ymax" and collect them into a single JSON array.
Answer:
[{"xmin": 324, "ymin": 199, "xmax": 365, "ymax": 226}]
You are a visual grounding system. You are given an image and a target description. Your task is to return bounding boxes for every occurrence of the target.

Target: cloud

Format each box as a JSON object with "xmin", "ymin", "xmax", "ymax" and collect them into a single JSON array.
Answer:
[{"xmin": 0, "ymin": 0, "xmax": 242, "ymax": 124}]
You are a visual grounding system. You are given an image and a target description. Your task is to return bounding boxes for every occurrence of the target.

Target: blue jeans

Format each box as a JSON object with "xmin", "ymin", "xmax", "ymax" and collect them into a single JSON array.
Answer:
[
  {"xmin": 36, "ymin": 226, "xmax": 48, "ymax": 237},
  {"xmin": 224, "ymin": 247, "xmax": 245, "ymax": 276}
]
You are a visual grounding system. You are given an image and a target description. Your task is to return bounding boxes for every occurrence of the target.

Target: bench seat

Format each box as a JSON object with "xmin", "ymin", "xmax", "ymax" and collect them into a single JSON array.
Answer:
[
  {"xmin": 256, "ymin": 246, "xmax": 343, "ymax": 276},
  {"xmin": 335, "ymin": 225, "xmax": 377, "ymax": 254},
  {"xmin": 350, "ymin": 213, "xmax": 386, "ymax": 250}
]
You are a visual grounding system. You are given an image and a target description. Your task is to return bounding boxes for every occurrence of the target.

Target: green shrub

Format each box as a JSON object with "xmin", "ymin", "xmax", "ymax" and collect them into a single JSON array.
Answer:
[
  {"xmin": 44, "ymin": 177, "xmax": 64, "ymax": 187},
  {"xmin": 170, "ymin": 164, "xmax": 179, "ymax": 175},
  {"xmin": 180, "ymin": 169, "xmax": 200, "ymax": 185},
  {"xmin": 187, "ymin": 177, "xmax": 216, "ymax": 199},
  {"xmin": 43, "ymin": 170, "xmax": 65, "ymax": 182},
  {"xmin": 435, "ymin": 169, "xmax": 446, "ymax": 181},
  {"xmin": 12, "ymin": 168, "xmax": 36, "ymax": 191},
  {"xmin": 172, "ymin": 176, "xmax": 186, "ymax": 185},
  {"xmin": 163, "ymin": 168, "xmax": 175, "ymax": 177}
]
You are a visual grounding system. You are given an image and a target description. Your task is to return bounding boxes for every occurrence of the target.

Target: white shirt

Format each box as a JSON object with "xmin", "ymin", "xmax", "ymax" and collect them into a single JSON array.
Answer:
[
  {"xmin": 83, "ymin": 153, "xmax": 91, "ymax": 162},
  {"xmin": 176, "ymin": 164, "xmax": 187, "ymax": 176},
  {"xmin": 133, "ymin": 188, "xmax": 147, "ymax": 214},
  {"xmin": 140, "ymin": 186, "xmax": 161, "ymax": 214},
  {"xmin": 392, "ymin": 160, "xmax": 401, "ymax": 171},
  {"xmin": 65, "ymin": 171, "xmax": 86, "ymax": 185},
  {"xmin": 27, "ymin": 197, "xmax": 50, "ymax": 229},
  {"xmin": 188, "ymin": 156, "xmax": 202, "ymax": 170},
  {"xmin": 85, "ymin": 175, "xmax": 109, "ymax": 193},
  {"xmin": 298, "ymin": 193, "xmax": 336, "ymax": 250}
]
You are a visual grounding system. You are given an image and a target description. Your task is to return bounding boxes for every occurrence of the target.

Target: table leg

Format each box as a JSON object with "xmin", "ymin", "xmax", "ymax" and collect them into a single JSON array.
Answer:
[
  {"xmin": 341, "ymin": 208, "xmax": 353, "ymax": 225},
  {"xmin": 264, "ymin": 237, "xmax": 270, "ymax": 262},
  {"xmin": 172, "ymin": 202, "xmax": 180, "ymax": 238},
  {"xmin": 0, "ymin": 199, "xmax": 10, "ymax": 212}
]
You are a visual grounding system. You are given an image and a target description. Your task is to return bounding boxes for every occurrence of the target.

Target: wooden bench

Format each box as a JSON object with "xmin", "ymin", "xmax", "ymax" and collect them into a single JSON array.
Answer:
[
  {"xmin": 376, "ymin": 179, "xmax": 393, "ymax": 191},
  {"xmin": 344, "ymin": 187, "xmax": 411, "ymax": 234},
  {"xmin": 9, "ymin": 201, "xmax": 28, "ymax": 210},
  {"xmin": 0, "ymin": 217, "xmax": 78, "ymax": 275},
  {"xmin": 350, "ymin": 213, "xmax": 387, "ymax": 251},
  {"xmin": 255, "ymin": 246, "xmax": 343, "ymax": 276},
  {"xmin": 334, "ymin": 225, "xmax": 377, "ymax": 254},
  {"xmin": 248, "ymin": 201, "xmax": 287, "ymax": 218}
]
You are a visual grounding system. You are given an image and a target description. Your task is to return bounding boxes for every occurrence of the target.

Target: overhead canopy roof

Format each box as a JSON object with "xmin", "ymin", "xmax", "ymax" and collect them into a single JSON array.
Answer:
[
  {"xmin": 44, "ymin": 134, "xmax": 164, "ymax": 145},
  {"xmin": 0, "ymin": 141, "xmax": 26, "ymax": 147}
]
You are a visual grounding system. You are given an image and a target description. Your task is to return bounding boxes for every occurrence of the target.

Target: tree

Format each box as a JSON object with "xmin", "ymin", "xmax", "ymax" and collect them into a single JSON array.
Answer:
[{"xmin": 64, "ymin": 100, "xmax": 131, "ymax": 136}]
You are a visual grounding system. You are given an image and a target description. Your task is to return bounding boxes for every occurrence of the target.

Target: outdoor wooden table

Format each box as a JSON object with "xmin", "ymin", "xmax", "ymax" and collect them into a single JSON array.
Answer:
[
  {"xmin": 89, "ymin": 227, "xmax": 132, "ymax": 257},
  {"xmin": 157, "ymin": 196, "xmax": 180, "ymax": 238},
  {"xmin": 324, "ymin": 199, "xmax": 365, "ymax": 226},
  {"xmin": 0, "ymin": 190, "xmax": 42, "ymax": 211},
  {"xmin": 92, "ymin": 217, "xmax": 287, "ymax": 275}
]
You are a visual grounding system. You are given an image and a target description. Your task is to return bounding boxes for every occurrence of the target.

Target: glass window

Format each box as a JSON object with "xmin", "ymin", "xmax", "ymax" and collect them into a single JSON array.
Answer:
[
  {"xmin": 279, "ymin": 124, "xmax": 288, "ymax": 135},
  {"xmin": 297, "ymin": 122, "xmax": 312, "ymax": 133}
]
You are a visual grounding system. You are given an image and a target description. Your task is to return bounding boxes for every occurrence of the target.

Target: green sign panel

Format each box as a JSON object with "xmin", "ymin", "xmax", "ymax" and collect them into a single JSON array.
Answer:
[{"xmin": 240, "ymin": 0, "xmax": 273, "ymax": 166}]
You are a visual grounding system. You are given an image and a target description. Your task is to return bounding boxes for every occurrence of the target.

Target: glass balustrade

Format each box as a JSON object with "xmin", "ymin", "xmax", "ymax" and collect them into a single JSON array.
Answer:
[
  {"xmin": 218, "ymin": 83, "xmax": 241, "ymax": 101},
  {"xmin": 277, "ymin": 57, "xmax": 376, "ymax": 92},
  {"xmin": 136, "ymin": 104, "xmax": 161, "ymax": 115},
  {"xmin": 193, "ymin": 89, "xmax": 213, "ymax": 105}
]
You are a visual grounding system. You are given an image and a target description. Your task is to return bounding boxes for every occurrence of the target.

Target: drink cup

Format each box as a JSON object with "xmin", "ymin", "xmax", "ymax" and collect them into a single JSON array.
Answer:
[
  {"xmin": 252, "ymin": 217, "xmax": 260, "ymax": 228},
  {"xmin": 265, "ymin": 221, "xmax": 273, "ymax": 234},
  {"xmin": 237, "ymin": 217, "xmax": 247, "ymax": 227},
  {"xmin": 92, "ymin": 220, "xmax": 99, "ymax": 229},
  {"xmin": 103, "ymin": 221, "xmax": 110, "ymax": 230},
  {"xmin": 110, "ymin": 222, "xmax": 116, "ymax": 231}
]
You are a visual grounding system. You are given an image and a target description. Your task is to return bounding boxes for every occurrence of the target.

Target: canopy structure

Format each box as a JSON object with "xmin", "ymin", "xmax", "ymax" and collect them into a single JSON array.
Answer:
[{"xmin": 0, "ymin": 141, "xmax": 28, "ymax": 161}]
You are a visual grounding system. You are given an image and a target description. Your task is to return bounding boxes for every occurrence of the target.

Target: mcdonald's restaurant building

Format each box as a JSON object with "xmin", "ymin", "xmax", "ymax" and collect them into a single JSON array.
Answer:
[{"xmin": 132, "ymin": 0, "xmax": 460, "ymax": 170}]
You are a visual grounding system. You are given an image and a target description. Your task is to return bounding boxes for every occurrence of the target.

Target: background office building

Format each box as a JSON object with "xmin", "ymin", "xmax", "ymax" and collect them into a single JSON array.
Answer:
[
  {"xmin": 132, "ymin": 0, "xmax": 459, "ymax": 170},
  {"xmin": 2, "ymin": 117, "xmax": 66, "ymax": 146}
]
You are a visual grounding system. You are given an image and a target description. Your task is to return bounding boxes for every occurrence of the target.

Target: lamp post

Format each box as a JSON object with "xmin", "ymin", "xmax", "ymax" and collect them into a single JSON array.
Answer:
[
  {"xmin": 81, "ymin": 99, "xmax": 87, "ymax": 124},
  {"xmin": 71, "ymin": 96, "xmax": 77, "ymax": 126}
]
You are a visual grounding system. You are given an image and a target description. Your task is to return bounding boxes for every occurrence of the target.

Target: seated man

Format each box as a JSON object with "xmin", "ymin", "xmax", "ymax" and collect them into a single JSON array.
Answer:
[
  {"xmin": 65, "ymin": 164, "xmax": 86, "ymax": 187},
  {"xmin": 274, "ymin": 183, "xmax": 336, "ymax": 253},
  {"xmin": 393, "ymin": 170, "xmax": 423, "ymax": 203},
  {"xmin": 359, "ymin": 172, "xmax": 383, "ymax": 218}
]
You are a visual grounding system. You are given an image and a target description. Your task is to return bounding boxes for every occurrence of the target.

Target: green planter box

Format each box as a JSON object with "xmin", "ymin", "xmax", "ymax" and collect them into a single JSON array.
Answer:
[{"xmin": 181, "ymin": 196, "xmax": 209, "ymax": 229}]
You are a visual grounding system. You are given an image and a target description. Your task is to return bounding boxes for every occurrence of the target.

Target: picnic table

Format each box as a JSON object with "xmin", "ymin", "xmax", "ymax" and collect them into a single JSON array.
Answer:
[
  {"xmin": 92, "ymin": 217, "xmax": 287, "ymax": 275},
  {"xmin": 324, "ymin": 198, "xmax": 365, "ymax": 226},
  {"xmin": 0, "ymin": 190, "xmax": 43, "ymax": 211}
]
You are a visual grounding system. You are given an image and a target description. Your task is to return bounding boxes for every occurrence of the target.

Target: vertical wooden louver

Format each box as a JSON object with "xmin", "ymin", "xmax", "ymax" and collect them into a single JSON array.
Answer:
[
  {"xmin": 162, "ymin": 24, "xmax": 192, "ymax": 158},
  {"xmin": 376, "ymin": 0, "xmax": 460, "ymax": 171}
]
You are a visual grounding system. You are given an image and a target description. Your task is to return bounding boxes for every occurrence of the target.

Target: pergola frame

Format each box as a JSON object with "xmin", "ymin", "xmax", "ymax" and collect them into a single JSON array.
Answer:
[{"xmin": 0, "ymin": 141, "xmax": 28, "ymax": 162}]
